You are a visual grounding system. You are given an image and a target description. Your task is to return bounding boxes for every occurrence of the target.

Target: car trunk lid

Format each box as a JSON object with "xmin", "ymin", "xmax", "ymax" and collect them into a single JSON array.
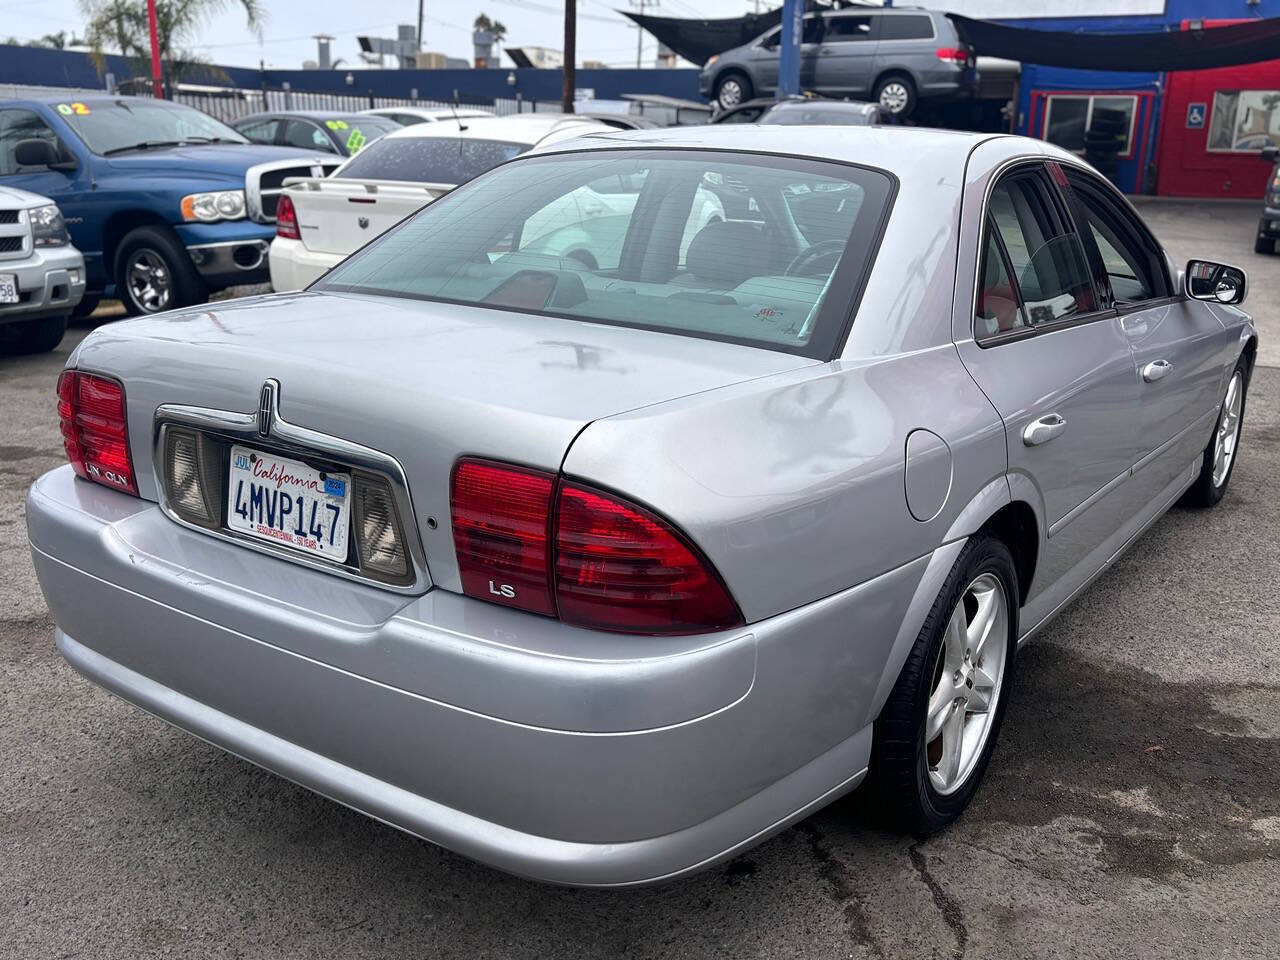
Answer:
[
  {"xmin": 284, "ymin": 178, "xmax": 451, "ymax": 255},
  {"xmin": 70, "ymin": 290, "xmax": 815, "ymax": 592}
]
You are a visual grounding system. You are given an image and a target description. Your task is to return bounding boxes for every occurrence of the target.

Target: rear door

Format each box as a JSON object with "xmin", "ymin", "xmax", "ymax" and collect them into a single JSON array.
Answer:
[
  {"xmin": 956, "ymin": 161, "xmax": 1143, "ymax": 614},
  {"xmin": 1064, "ymin": 166, "xmax": 1232, "ymax": 501},
  {"xmin": 815, "ymin": 13, "xmax": 879, "ymax": 96}
]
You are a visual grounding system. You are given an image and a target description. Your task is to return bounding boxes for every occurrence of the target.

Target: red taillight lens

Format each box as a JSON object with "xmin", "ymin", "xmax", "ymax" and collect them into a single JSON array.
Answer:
[
  {"xmin": 936, "ymin": 47, "xmax": 969, "ymax": 64},
  {"xmin": 276, "ymin": 194, "xmax": 300, "ymax": 240},
  {"xmin": 57, "ymin": 370, "xmax": 137, "ymax": 496},
  {"xmin": 555, "ymin": 481, "xmax": 744, "ymax": 635},
  {"xmin": 449, "ymin": 458, "xmax": 744, "ymax": 635},
  {"xmin": 450, "ymin": 459, "xmax": 556, "ymax": 616}
]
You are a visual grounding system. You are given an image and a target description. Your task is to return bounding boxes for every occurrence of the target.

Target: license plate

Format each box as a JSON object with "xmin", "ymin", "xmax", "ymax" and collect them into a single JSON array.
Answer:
[
  {"xmin": 226, "ymin": 445, "xmax": 350, "ymax": 562},
  {"xmin": 0, "ymin": 274, "xmax": 16, "ymax": 304}
]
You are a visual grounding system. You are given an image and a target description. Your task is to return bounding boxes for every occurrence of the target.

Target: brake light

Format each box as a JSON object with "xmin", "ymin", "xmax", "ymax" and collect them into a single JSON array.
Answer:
[
  {"xmin": 449, "ymin": 458, "xmax": 744, "ymax": 635},
  {"xmin": 57, "ymin": 370, "xmax": 137, "ymax": 496},
  {"xmin": 555, "ymin": 481, "xmax": 744, "ymax": 635},
  {"xmin": 936, "ymin": 47, "xmax": 969, "ymax": 64},
  {"xmin": 451, "ymin": 459, "xmax": 556, "ymax": 616},
  {"xmin": 276, "ymin": 193, "xmax": 300, "ymax": 240}
]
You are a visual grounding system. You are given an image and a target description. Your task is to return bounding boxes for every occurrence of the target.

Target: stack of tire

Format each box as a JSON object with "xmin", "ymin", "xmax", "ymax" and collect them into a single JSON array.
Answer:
[{"xmin": 1083, "ymin": 107, "xmax": 1129, "ymax": 183}]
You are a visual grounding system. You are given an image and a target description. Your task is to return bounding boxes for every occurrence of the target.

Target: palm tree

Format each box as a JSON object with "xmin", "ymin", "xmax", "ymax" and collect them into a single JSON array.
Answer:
[{"xmin": 79, "ymin": 0, "xmax": 263, "ymax": 90}]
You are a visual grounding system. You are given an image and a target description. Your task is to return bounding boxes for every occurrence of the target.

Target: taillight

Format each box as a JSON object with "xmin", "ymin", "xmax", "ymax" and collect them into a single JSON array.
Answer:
[
  {"xmin": 555, "ymin": 481, "xmax": 743, "ymax": 635},
  {"xmin": 449, "ymin": 458, "xmax": 744, "ymax": 635},
  {"xmin": 57, "ymin": 370, "xmax": 137, "ymax": 496},
  {"xmin": 451, "ymin": 459, "xmax": 556, "ymax": 616},
  {"xmin": 276, "ymin": 194, "xmax": 300, "ymax": 240},
  {"xmin": 936, "ymin": 47, "xmax": 969, "ymax": 64}
]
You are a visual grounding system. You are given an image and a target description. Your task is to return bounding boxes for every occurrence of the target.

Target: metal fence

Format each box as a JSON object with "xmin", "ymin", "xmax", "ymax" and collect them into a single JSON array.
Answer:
[{"xmin": 172, "ymin": 86, "xmax": 497, "ymax": 123}]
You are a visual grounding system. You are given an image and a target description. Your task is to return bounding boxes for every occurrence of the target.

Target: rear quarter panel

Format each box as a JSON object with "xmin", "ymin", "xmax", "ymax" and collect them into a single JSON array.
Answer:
[{"xmin": 562, "ymin": 345, "xmax": 1006, "ymax": 622}]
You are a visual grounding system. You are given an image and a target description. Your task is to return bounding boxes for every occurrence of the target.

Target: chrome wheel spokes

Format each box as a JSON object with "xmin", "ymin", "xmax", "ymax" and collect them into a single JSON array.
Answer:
[
  {"xmin": 1212, "ymin": 371, "xmax": 1243, "ymax": 488},
  {"xmin": 925, "ymin": 572, "xmax": 1009, "ymax": 796},
  {"xmin": 879, "ymin": 82, "xmax": 909, "ymax": 114},
  {"xmin": 127, "ymin": 250, "xmax": 171, "ymax": 312}
]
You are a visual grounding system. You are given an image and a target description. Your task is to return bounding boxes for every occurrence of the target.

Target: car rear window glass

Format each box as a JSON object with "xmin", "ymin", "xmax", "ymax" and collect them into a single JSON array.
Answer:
[
  {"xmin": 761, "ymin": 103, "xmax": 876, "ymax": 126},
  {"xmin": 317, "ymin": 149, "xmax": 893, "ymax": 359},
  {"xmin": 878, "ymin": 15, "xmax": 934, "ymax": 41},
  {"xmin": 334, "ymin": 137, "xmax": 526, "ymax": 185}
]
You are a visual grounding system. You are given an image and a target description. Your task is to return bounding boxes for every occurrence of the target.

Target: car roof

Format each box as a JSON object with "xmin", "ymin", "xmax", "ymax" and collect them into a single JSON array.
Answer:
[
  {"xmin": 234, "ymin": 111, "xmax": 396, "ymax": 121},
  {"xmin": 380, "ymin": 113, "xmax": 610, "ymax": 146},
  {"xmin": 365, "ymin": 106, "xmax": 492, "ymax": 118},
  {"xmin": 531, "ymin": 125, "xmax": 1079, "ymax": 182}
]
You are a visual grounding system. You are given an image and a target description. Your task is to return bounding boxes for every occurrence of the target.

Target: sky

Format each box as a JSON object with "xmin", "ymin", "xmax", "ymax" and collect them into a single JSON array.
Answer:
[{"xmin": 0, "ymin": 0, "xmax": 770, "ymax": 70}]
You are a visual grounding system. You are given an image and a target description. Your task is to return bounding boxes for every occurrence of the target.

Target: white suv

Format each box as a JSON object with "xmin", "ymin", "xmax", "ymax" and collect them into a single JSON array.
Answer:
[{"xmin": 0, "ymin": 185, "xmax": 85, "ymax": 354}]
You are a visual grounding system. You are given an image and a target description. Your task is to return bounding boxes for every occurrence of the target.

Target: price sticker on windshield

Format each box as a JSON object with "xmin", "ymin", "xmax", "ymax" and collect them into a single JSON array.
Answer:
[
  {"xmin": 56, "ymin": 102, "xmax": 91, "ymax": 116},
  {"xmin": 325, "ymin": 119, "xmax": 349, "ymax": 131}
]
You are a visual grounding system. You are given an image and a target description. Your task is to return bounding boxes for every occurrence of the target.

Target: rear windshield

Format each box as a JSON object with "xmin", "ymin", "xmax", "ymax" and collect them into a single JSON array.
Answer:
[
  {"xmin": 761, "ymin": 103, "xmax": 876, "ymax": 126},
  {"xmin": 334, "ymin": 137, "xmax": 526, "ymax": 185},
  {"xmin": 317, "ymin": 149, "xmax": 893, "ymax": 358}
]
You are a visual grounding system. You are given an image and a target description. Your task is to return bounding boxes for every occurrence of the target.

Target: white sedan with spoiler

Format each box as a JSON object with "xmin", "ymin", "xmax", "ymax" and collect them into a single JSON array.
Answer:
[{"xmin": 268, "ymin": 114, "xmax": 616, "ymax": 291}]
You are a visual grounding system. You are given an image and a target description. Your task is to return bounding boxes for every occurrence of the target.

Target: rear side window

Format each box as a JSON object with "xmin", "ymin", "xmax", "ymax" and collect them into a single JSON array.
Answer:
[
  {"xmin": 318, "ymin": 149, "xmax": 894, "ymax": 359},
  {"xmin": 335, "ymin": 137, "xmax": 526, "ymax": 184},
  {"xmin": 879, "ymin": 15, "xmax": 934, "ymax": 41},
  {"xmin": 235, "ymin": 118, "xmax": 279, "ymax": 144},
  {"xmin": 976, "ymin": 168, "xmax": 1097, "ymax": 340}
]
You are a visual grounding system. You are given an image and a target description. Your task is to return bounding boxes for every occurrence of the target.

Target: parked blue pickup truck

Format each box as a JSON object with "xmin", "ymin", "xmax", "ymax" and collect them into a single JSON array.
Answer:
[{"xmin": 0, "ymin": 95, "xmax": 338, "ymax": 314}]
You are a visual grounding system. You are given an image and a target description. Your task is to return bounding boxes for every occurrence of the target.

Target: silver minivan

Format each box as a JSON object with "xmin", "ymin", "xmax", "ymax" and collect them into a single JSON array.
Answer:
[{"xmin": 699, "ymin": 7, "xmax": 977, "ymax": 118}]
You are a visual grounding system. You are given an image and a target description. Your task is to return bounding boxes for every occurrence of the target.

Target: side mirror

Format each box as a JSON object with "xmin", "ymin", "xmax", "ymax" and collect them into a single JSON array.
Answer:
[
  {"xmin": 1261, "ymin": 145, "xmax": 1279, "ymax": 164},
  {"xmin": 13, "ymin": 138, "xmax": 76, "ymax": 172},
  {"xmin": 1185, "ymin": 259, "xmax": 1247, "ymax": 306}
]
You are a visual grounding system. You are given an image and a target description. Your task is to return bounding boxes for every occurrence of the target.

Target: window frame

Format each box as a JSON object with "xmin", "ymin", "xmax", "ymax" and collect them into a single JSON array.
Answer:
[
  {"xmin": 972, "ymin": 159, "xmax": 1111, "ymax": 348},
  {"xmin": 1042, "ymin": 94, "xmax": 1139, "ymax": 159},
  {"xmin": 1060, "ymin": 163, "xmax": 1173, "ymax": 311}
]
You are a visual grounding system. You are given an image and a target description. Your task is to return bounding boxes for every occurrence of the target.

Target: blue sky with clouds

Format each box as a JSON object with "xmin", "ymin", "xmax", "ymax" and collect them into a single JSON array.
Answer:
[{"xmin": 1, "ymin": 0, "xmax": 762, "ymax": 69}]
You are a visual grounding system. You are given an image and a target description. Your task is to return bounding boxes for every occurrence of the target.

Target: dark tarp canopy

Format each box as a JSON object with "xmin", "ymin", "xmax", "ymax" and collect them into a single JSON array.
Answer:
[
  {"xmin": 626, "ymin": 8, "xmax": 1280, "ymax": 72},
  {"xmin": 948, "ymin": 15, "xmax": 1280, "ymax": 72}
]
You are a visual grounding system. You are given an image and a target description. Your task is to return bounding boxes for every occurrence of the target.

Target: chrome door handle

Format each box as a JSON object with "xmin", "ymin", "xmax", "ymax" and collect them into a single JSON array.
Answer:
[
  {"xmin": 1142, "ymin": 359, "xmax": 1173, "ymax": 383},
  {"xmin": 1023, "ymin": 413, "xmax": 1067, "ymax": 446}
]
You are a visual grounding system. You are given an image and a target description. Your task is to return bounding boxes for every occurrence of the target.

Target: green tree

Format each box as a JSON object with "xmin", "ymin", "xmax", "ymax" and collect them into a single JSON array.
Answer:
[
  {"xmin": 473, "ymin": 13, "xmax": 507, "ymax": 44},
  {"xmin": 78, "ymin": 0, "xmax": 263, "ymax": 88}
]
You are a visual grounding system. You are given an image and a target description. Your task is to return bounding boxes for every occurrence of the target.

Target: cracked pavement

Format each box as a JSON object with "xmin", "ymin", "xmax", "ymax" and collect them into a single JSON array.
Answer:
[{"xmin": 3, "ymin": 202, "xmax": 1278, "ymax": 958}]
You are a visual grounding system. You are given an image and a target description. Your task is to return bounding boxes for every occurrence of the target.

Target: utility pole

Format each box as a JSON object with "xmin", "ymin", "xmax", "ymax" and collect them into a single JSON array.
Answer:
[
  {"xmin": 776, "ymin": 0, "xmax": 802, "ymax": 99},
  {"xmin": 416, "ymin": 0, "xmax": 424, "ymax": 58},
  {"xmin": 146, "ymin": 0, "xmax": 162, "ymax": 97},
  {"xmin": 562, "ymin": 0, "xmax": 576, "ymax": 113},
  {"xmin": 629, "ymin": 0, "xmax": 657, "ymax": 69}
]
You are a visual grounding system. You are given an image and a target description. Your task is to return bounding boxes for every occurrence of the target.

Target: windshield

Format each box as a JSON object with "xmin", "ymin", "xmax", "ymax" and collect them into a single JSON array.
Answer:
[
  {"xmin": 334, "ymin": 137, "xmax": 527, "ymax": 185},
  {"xmin": 59, "ymin": 99, "xmax": 248, "ymax": 154},
  {"xmin": 317, "ymin": 149, "xmax": 893, "ymax": 358},
  {"xmin": 761, "ymin": 104, "xmax": 876, "ymax": 126}
]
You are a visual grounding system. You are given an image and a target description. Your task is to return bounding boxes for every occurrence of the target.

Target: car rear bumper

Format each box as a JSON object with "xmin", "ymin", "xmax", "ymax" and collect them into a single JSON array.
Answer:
[
  {"xmin": 268, "ymin": 237, "xmax": 341, "ymax": 291},
  {"xmin": 28, "ymin": 466, "xmax": 930, "ymax": 886},
  {"xmin": 0, "ymin": 244, "xmax": 85, "ymax": 324}
]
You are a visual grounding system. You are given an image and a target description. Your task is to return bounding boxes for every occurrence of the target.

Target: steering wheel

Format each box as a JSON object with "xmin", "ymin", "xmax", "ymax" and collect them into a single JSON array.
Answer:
[{"xmin": 785, "ymin": 240, "xmax": 845, "ymax": 278}]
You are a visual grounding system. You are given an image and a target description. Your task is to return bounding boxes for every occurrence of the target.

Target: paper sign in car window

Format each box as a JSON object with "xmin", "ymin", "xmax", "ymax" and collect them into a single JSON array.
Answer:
[
  {"xmin": 325, "ymin": 119, "xmax": 349, "ymax": 131},
  {"xmin": 56, "ymin": 102, "xmax": 91, "ymax": 116},
  {"xmin": 345, "ymin": 129, "xmax": 368, "ymax": 152}
]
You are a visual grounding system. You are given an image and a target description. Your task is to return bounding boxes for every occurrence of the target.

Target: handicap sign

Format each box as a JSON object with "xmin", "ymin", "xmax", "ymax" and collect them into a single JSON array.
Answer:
[{"xmin": 1186, "ymin": 102, "xmax": 1206, "ymax": 129}]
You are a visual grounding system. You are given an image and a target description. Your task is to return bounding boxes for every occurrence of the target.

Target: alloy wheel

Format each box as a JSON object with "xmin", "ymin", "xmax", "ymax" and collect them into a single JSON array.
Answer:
[
  {"xmin": 1212, "ymin": 370, "xmax": 1244, "ymax": 487},
  {"xmin": 126, "ymin": 249, "xmax": 172, "ymax": 313},
  {"xmin": 879, "ymin": 82, "xmax": 910, "ymax": 114},
  {"xmin": 719, "ymin": 78, "xmax": 744, "ymax": 108},
  {"xmin": 925, "ymin": 572, "xmax": 1009, "ymax": 796}
]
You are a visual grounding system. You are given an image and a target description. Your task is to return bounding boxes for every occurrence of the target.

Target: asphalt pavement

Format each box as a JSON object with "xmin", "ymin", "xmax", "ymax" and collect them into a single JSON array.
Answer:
[{"xmin": 2, "ymin": 201, "xmax": 1277, "ymax": 959}]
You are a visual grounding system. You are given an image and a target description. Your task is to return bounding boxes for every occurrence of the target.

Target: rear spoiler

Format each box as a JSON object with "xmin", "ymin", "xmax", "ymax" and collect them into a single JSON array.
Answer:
[{"xmin": 281, "ymin": 177, "xmax": 455, "ymax": 200}]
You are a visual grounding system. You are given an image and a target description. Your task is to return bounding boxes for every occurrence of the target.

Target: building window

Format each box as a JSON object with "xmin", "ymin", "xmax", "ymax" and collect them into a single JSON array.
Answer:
[
  {"xmin": 1207, "ymin": 90, "xmax": 1280, "ymax": 153},
  {"xmin": 1042, "ymin": 95, "xmax": 1137, "ymax": 158}
]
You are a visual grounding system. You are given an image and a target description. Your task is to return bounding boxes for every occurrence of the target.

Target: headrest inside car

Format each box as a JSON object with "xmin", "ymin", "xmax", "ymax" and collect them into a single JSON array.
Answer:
[{"xmin": 685, "ymin": 221, "xmax": 772, "ymax": 286}]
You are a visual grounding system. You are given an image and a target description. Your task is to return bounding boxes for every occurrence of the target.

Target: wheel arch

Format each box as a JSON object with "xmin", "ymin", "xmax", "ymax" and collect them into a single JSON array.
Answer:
[
  {"xmin": 104, "ymin": 210, "xmax": 175, "ymax": 276},
  {"xmin": 1242, "ymin": 334, "xmax": 1258, "ymax": 380},
  {"xmin": 976, "ymin": 500, "xmax": 1039, "ymax": 607},
  {"xmin": 872, "ymin": 67, "xmax": 919, "ymax": 95}
]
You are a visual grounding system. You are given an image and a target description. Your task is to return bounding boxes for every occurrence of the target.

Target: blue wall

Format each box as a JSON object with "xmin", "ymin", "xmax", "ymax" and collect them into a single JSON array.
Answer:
[{"xmin": 0, "ymin": 44, "xmax": 702, "ymax": 103}]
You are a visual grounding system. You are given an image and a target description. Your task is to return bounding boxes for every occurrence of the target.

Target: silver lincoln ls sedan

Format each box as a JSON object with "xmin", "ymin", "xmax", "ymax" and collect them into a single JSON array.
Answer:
[{"xmin": 28, "ymin": 126, "xmax": 1255, "ymax": 886}]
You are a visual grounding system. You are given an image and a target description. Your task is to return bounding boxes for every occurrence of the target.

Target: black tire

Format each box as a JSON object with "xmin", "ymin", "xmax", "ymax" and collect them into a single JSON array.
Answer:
[
  {"xmin": 874, "ymin": 73, "xmax": 917, "ymax": 119},
  {"xmin": 1255, "ymin": 235, "xmax": 1277, "ymax": 255},
  {"xmin": 1180, "ymin": 356, "xmax": 1249, "ymax": 508},
  {"xmin": 70, "ymin": 294, "xmax": 101, "ymax": 319},
  {"xmin": 714, "ymin": 71, "xmax": 753, "ymax": 110},
  {"xmin": 115, "ymin": 225, "xmax": 206, "ymax": 316},
  {"xmin": 871, "ymin": 534, "xmax": 1018, "ymax": 835},
  {"xmin": 5, "ymin": 314, "xmax": 68, "ymax": 354}
]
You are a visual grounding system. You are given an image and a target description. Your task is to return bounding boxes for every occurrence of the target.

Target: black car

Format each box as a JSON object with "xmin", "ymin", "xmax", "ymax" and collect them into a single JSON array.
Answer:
[
  {"xmin": 230, "ymin": 111, "xmax": 402, "ymax": 157},
  {"xmin": 1257, "ymin": 145, "xmax": 1279, "ymax": 255}
]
